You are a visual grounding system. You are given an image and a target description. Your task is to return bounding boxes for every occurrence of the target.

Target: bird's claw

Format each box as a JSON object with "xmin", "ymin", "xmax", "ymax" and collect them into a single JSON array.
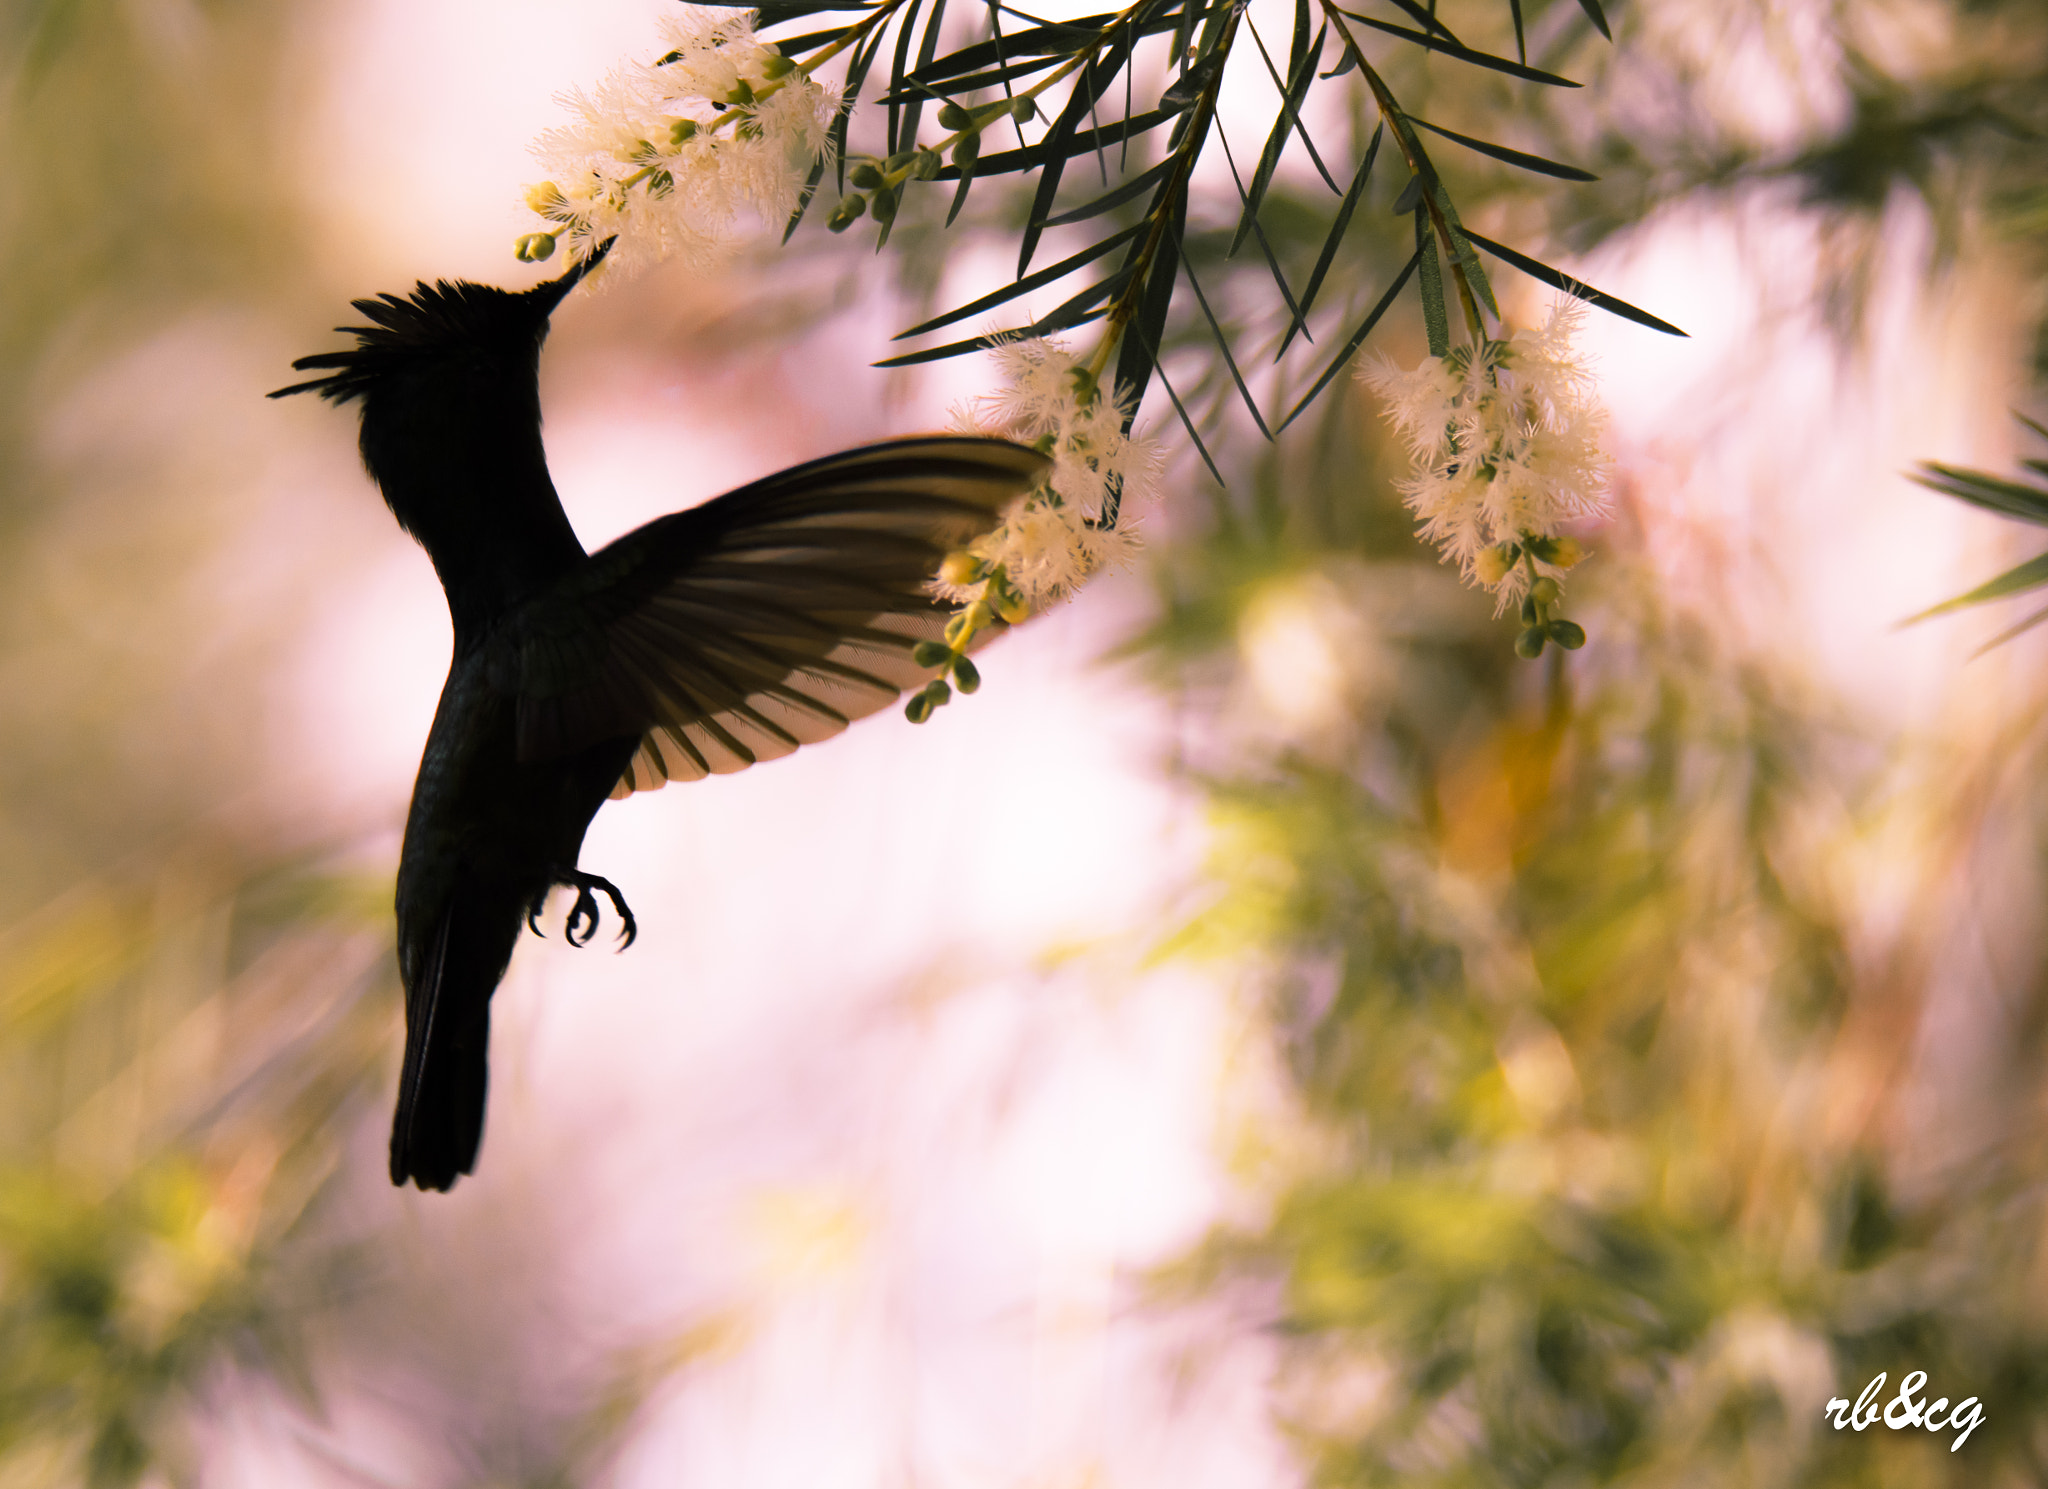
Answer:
[
  {"xmin": 565, "ymin": 871, "xmax": 637, "ymax": 950},
  {"xmin": 527, "ymin": 870, "xmax": 637, "ymax": 949}
]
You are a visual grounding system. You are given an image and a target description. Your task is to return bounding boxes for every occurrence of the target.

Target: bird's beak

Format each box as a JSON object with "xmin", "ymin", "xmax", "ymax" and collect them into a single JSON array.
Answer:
[{"xmin": 528, "ymin": 236, "xmax": 616, "ymax": 315}]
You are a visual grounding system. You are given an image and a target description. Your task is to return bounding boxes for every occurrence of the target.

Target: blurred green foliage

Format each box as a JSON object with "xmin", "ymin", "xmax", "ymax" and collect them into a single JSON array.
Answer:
[
  {"xmin": 0, "ymin": 4, "xmax": 402, "ymax": 1482},
  {"xmin": 1151, "ymin": 403, "xmax": 2048, "ymax": 1482}
]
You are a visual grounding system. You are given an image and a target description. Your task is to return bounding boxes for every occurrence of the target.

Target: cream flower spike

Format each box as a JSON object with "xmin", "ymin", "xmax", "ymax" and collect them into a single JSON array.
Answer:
[
  {"xmin": 1360, "ymin": 297, "xmax": 1611, "ymax": 630},
  {"xmin": 522, "ymin": 7, "xmax": 838, "ymax": 277}
]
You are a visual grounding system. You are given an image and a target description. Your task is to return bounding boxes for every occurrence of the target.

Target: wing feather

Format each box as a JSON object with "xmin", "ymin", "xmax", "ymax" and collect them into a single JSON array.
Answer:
[{"xmin": 508, "ymin": 436, "xmax": 1049, "ymax": 795}]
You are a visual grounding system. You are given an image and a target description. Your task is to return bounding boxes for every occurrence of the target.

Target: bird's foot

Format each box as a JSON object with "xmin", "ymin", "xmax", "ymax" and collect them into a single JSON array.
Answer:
[{"xmin": 526, "ymin": 870, "xmax": 637, "ymax": 950}]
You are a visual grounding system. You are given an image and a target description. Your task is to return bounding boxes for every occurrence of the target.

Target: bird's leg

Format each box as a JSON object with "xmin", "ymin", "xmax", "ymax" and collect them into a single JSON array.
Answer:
[{"xmin": 556, "ymin": 869, "xmax": 637, "ymax": 950}]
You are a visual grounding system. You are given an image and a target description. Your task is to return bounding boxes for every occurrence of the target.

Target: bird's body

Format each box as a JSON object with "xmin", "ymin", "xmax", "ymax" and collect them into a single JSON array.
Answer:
[{"xmin": 275, "ymin": 252, "xmax": 1047, "ymax": 1190}]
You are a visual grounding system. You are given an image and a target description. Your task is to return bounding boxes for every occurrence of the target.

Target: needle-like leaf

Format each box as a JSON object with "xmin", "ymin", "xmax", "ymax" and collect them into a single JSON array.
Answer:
[
  {"xmin": 1275, "ymin": 121, "xmax": 1381, "ymax": 360},
  {"xmin": 892, "ymin": 221, "xmax": 1146, "ymax": 339},
  {"xmin": 1278, "ymin": 245, "xmax": 1423, "ymax": 430},
  {"xmin": 1461, "ymin": 230, "xmax": 1689, "ymax": 335},
  {"xmin": 1333, "ymin": 12, "xmax": 1578, "ymax": 85},
  {"xmin": 1409, "ymin": 116, "xmax": 1598, "ymax": 180},
  {"xmin": 1183, "ymin": 256, "xmax": 1273, "ymax": 439}
]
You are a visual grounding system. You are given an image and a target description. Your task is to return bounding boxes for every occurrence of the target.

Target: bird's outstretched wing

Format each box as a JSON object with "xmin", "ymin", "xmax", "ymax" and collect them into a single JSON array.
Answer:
[{"xmin": 493, "ymin": 436, "xmax": 1050, "ymax": 797}]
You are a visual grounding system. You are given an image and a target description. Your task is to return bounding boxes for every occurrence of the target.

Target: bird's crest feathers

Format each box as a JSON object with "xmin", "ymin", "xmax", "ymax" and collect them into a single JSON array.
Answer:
[{"xmin": 269, "ymin": 243, "xmax": 609, "ymax": 404}]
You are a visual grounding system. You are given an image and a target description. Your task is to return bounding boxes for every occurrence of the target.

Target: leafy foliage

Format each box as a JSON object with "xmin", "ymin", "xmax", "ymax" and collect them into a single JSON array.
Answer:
[
  {"xmin": 1907, "ymin": 415, "xmax": 2048, "ymax": 649},
  {"xmin": 1145, "ymin": 407, "xmax": 2048, "ymax": 1484},
  {"xmin": 743, "ymin": 0, "xmax": 1684, "ymax": 446}
]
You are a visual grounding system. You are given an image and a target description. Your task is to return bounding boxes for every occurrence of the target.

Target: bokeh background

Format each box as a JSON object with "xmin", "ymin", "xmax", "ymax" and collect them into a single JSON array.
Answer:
[{"xmin": 2, "ymin": 0, "xmax": 2045, "ymax": 1484}]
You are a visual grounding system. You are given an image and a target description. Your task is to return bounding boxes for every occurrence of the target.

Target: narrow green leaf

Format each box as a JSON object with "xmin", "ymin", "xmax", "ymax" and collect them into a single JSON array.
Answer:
[
  {"xmin": 880, "ymin": 52, "xmax": 1067, "ymax": 101},
  {"xmin": 1378, "ymin": 0, "xmax": 1460, "ymax": 41},
  {"xmin": 900, "ymin": 0, "xmax": 951, "ymax": 155},
  {"xmin": 1423, "ymin": 178, "xmax": 1498, "ymax": 318},
  {"xmin": 1968, "ymin": 601, "xmax": 2048, "ymax": 654},
  {"xmin": 886, "ymin": 0, "xmax": 928, "ymax": 155},
  {"xmin": 1333, "ymin": 12, "xmax": 1578, "ymax": 86},
  {"xmin": 1183, "ymin": 256, "xmax": 1273, "ymax": 439},
  {"xmin": 1130, "ymin": 312, "xmax": 1226, "ymax": 487},
  {"xmin": 1037, "ymin": 156, "xmax": 1177, "ymax": 225},
  {"xmin": 910, "ymin": 14, "xmax": 1122, "ymax": 83},
  {"xmin": 1279, "ymin": 246, "xmax": 1423, "ymax": 430},
  {"xmin": 767, "ymin": 23, "xmax": 858, "ymax": 53},
  {"xmin": 892, "ymin": 221, "xmax": 1145, "ymax": 338},
  {"xmin": 835, "ymin": 23, "xmax": 890, "ymax": 191},
  {"xmin": 1508, "ymin": 0, "xmax": 1526, "ymax": 63},
  {"xmin": 1019, "ymin": 70, "xmax": 1091, "ymax": 274},
  {"xmin": 874, "ymin": 298, "xmax": 1114, "ymax": 366},
  {"xmin": 985, "ymin": 0, "xmax": 1030, "ymax": 150},
  {"xmin": 1573, "ymin": 0, "xmax": 1613, "ymax": 42},
  {"xmin": 782, "ymin": 150, "xmax": 829, "ymax": 242},
  {"xmin": 1415, "ymin": 207, "xmax": 1448, "ymax": 357},
  {"xmin": 1159, "ymin": 50, "xmax": 1223, "ymax": 111},
  {"xmin": 1288, "ymin": 0, "xmax": 1310, "ymax": 74},
  {"xmin": 1276, "ymin": 121, "xmax": 1380, "ymax": 360},
  {"xmin": 1409, "ymin": 116, "xmax": 1598, "ymax": 180},
  {"xmin": 1902, "ymin": 551, "xmax": 2048, "ymax": 623},
  {"xmin": 937, "ymin": 106, "xmax": 1173, "ymax": 180},
  {"xmin": 1912, "ymin": 463, "xmax": 2048, "ymax": 526},
  {"xmin": 1461, "ymin": 230, "xmax": 1690, "ymax": 336},
  {"xmin": 1248, "ymin": 18, "xmax": 1342, "ymax": 196},
  {"xmin": 1229, "ymin": 20, "xmax": 1331, "ymax": 255},
  {"xmin": 1112, "ymin": 182, "xmax": 1189, "ymax": 416},
  {"xmin": 1216, "ymin": 126, "xmax": 1305, "ymax": 328}
]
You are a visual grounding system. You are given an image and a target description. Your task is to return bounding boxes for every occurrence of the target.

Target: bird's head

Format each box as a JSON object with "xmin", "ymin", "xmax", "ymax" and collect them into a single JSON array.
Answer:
[
  {"xmin": 270, "ymin": 242, "xmax": 610, "ymax": 552},
  {"xmin": 270, "ymin": 241, "xmax": 608, "ymax": 411}
]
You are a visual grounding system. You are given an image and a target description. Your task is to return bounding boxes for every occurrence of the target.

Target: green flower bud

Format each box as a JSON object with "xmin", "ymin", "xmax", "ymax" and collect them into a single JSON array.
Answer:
[
  {"xmin": 913, "ymin": 147, "xmax": 943, "ymax": 180},
  {"xmin": 1547, "ymin": 619, "xmax": 1587, "ymax": 650},
  {"xmin": 827, "ymin": 193, "xmax": 867, "ymax": 232},
  {"xmin": 1528, "ymin": 577, "xmax": 1560, "ymax": 605},
  {"xmin": 1519, "ymin": 596, "xmax": 1540, "ymax": 625},
  {"xmin": 910, "ymin": 640, "xmax": 953, "ymax": 669},
  {"xmin": 942, "ymin": 611, "xmax": 974, "ymax": 647},
  {"xmin": 950, "ymin": 134, "xmax": 981, "ymax": 171},
  {"xmin": 991, "ymin": 590, "xmax": 1030, "ymax": 625},
  {"xmin": 761, "ymin": 53, "xmax": 797, "ymax": 78},
  {"xmin": 1474, "ymin": 543, "xmax": 1517, "ymax": 587},
  {"xmin": 905, "ymin": 691, "xmax": 934, "ymax": 724},
  {"xmin": 938, "ymin": 551, "xmax": 984, "ymax": 587},
  {"xmin": 883, "ymin": 150, "xmax": 919, "ymax": 174},
  {"xmin": 849, "ymin": 161, "xmax": 885, "ymax": 190},
  {"xmin": 869, "ymin": 187, "xmax": 898, "ymax": 224},
  {"xmin": 922, "ymin": 678, "xmax": 953, "ymax": 708},
  {"xmin": 1515, "ymin": 626, "xmax": 1548, "ymax": 660},
  {"xmin": 1526, "ymin": 535, "xmax": 1585, "ymax": 569},
  {"xmin": 1010, "ymin": 96, "xmax": 1037, "ymax": 122},
  {"xmin": 669, "ymin": 118, "xmax": 699, "ymax": 146},
  {"xmin": 951, "ymin": 655, "xmax": 981, "ymax": 693},
  {"xmin": 937, "ymin": 101, "xmax": 974, "ymax": 131},
  {"xmin": 515, "ymin": 233, "xmax": 557, "ymax": 262}
]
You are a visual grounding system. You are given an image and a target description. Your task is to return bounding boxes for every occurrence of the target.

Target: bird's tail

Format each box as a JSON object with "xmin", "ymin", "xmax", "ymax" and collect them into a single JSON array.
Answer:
[{"xmin": 391, "ymin": 876, "xmax": 527, "ymax": 1191}]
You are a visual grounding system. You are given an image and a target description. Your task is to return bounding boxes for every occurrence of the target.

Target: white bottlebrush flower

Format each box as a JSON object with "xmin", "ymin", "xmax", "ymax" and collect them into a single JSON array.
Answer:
[
  {"xmin": 1360, "ymin": 298, "xmax": 1611, "ymax": 606},
  {"xmin": 939, "ymin": 335, "xmax": 1159, "ymax": 611},
  {"xmin": 526, "ymin": 7, "xmax": 838, "ymax": 277}
]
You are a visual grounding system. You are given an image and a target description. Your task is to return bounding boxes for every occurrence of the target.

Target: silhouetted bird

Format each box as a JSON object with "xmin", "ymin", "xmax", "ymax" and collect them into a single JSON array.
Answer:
[{"xmin": 272, "ymin": 248, "xmax": 1048, "ymax": 1191}]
